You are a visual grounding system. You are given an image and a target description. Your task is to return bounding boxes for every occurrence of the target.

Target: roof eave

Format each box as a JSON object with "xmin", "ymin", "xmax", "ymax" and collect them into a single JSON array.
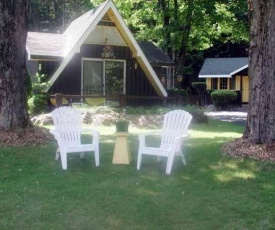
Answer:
[
  {"xmin": 29, "ymin": 54, "xmax": 64, "ymax": 61},
  {"xmin": 230, "ymin": 64, "xmax": 248, "ymax": 75},
  {"xmin": 199, "ymin": 75, "xmax": 231, "ymax": 78}
]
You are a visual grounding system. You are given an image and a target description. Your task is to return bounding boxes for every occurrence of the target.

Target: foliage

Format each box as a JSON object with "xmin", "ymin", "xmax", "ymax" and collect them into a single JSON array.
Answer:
[
  {"xmin": 113, "ymin": 0, "xmax": 249, "ymax": 75},
  {"xmin": 167, "ymin": 88, "xmax": 188, "ymax": 97},
  {"xmin": 113, "ymin": 106, "xmax": 164, "ymax": 116},
  {"xmin": 191, "ymin": 82, "xmax": 207, "ymax": 94},
  {"xmin": 95, "ymin": 105, "xmax": 208, "ymax": 123},
  {"xmin": 28, "ymin": 71, "xmax": 50, "ymax": 115},
  {"xmin": 29, "ymin": 0, "xmax": 94, "ymax": 32},
  {"xmin": 211, "ymin": 90, "xmax": 238, "ymax": 109},
  {"xmin": 183, "ymin": 105, "xmax": 209, "ymax": 123},
  {"xmin": 28, "ymin": 94, "xmax": 48, "ymax": 115},
  {"xmin": 26, "ymin": 72, "xmax": 33, "ymax": 99}
]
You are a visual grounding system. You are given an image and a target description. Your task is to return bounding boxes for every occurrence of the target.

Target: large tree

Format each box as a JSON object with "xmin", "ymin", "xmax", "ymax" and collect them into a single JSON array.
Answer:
[
  {"xmin": 244, "ymin": 0, "xmax": 275, "ymax": 144},
  {"xmin": 0, "ymin": 0, "xmax": 31, "ymax": 129}
]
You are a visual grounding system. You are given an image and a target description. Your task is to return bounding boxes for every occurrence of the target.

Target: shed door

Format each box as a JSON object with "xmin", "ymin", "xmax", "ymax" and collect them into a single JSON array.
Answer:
[{"xmin": 242, "ymin": 76, "xmax": 249, "ymax": 103}]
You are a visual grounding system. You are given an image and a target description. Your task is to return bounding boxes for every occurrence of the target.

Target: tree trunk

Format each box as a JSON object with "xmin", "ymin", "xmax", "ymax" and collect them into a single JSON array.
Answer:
[
  {"xmin": 176, "ymin": 0, "xmax": 193, "ymax": 76},
  {"xmin": 158, "ymin": 0, "xmax": 173, "ymax": 59},
  {"xmin": 0, "ymin": 0, "xmax": 31, "ymax": 129},
  {"xmin": 244, "ymin": 0, "xmax": 275, "ymax": 144}
]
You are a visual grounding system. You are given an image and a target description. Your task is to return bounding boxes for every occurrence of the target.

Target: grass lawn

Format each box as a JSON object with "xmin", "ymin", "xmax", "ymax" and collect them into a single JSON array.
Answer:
[{"xmin": 1, "ymin": 120, "xmax": 275, "ymax": 230}]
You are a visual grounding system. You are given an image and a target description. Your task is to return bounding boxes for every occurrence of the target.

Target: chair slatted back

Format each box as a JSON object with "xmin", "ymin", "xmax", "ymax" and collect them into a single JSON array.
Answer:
[
  {"xmin": 160, "ymin": 110, "xmax": 192, "ymax": 149},
  {"xmin": 51, "ymin": 107, "xmax": 82, "ymax": 146}
]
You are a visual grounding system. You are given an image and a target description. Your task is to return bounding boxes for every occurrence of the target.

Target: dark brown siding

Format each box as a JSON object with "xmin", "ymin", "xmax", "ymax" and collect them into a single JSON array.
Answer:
[
  {"xmin": 50, "ymin": 53, "xmax": 81, "ymax": 94},
  {"xmin": 48, "ymin": 44, "xmax": 158, "ymax": 96}
]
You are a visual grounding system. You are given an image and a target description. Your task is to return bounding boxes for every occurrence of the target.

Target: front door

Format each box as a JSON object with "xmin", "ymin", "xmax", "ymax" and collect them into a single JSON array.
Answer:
[
  {"xmin": 82, "ymin": 59, "xmax": 125, "ymax": 96},
  {"xmin": 242, "ymin": 76, "xmax": 249, "ymax": 103}
]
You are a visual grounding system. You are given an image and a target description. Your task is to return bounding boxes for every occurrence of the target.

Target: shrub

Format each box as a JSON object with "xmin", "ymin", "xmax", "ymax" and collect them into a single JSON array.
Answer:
[
  {"xmin": 183, "ymin": 105, "xmax": 208, "ymax": 123},
  {"xmin": 26, "ymin": 72, "xmax": 32, "ymax": 99},
  {"xmin": 167, "ymin": 88, "xmax": 188, "ymax": 97},
  {"xmin": 28, "ymin": 94, "xmax": 48, "ymax": 115},
  {"xmin": 122, "ymin": 106, "xmax": 164, "ymax": 115},
  {"xmin": 191, "ymin": 82, "xmax": 207, "ymax": 94},
  {"xmin": 210, "ymin": 90, "xmax": 237, "ymax": 109}
]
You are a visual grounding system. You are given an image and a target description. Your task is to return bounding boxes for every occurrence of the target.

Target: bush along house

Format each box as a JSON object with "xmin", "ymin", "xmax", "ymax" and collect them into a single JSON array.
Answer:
[
  {"xmin": 26, "ymin": 0, "xmax": 175, "ymax": 106},
  {"xmin": 198, "ymin": 57, "xmax": 249, "ymax": 104}
]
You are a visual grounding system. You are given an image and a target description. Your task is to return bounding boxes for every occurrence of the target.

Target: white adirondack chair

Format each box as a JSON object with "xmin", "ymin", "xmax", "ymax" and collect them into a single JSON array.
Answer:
[
  {"xmin": 137, "ymin": 110, "xmax": 192, "ymax": 175},
  {"xmin": 50, "ymin": 106, "xmax": 100, "ymax": 170}
]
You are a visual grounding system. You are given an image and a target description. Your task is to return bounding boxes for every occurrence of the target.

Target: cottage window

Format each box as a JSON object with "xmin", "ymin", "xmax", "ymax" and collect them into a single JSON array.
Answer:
[
  {"xmin": 220, "ymin": 78, "xmax": 228, "ymax": 89},
  {"xmin": 211, "ymin": 78, "xmax": 218, "ymax": 90}
]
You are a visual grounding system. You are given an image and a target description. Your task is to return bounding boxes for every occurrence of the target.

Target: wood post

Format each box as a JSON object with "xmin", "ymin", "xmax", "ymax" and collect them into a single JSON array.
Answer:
[
  {"xmin": 119, "ymin": 95, "xmax": 127, "ymax": 107},
  {"xmin": 162, "ymin": 97, "xmax": 167, "ymax": 107},
  {"xmin": 55, "ymin": 93, "xmax": 63, "ymax": 108}
]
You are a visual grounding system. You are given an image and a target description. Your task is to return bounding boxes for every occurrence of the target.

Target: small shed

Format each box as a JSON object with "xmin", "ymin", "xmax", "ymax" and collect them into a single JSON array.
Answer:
[{"xmin": 199, "ymin": 57, "xmax": 249, "ymax": 103}]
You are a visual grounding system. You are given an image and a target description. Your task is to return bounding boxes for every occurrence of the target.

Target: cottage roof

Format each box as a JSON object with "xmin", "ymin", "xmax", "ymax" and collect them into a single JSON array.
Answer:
[
  {"xmin": 26, "ymin": 33, "xmax": 173, "ymax": 66},
  {"xmin": 26, "ymin": 32, "xmax": 67, "ymax": 60},
  {"xmin": 138, "ymin": 41, "xmax": 174, "ymax": 67},
  {"xmin": 199, "ymin": 57, "xmax": 248, "ymax": 78},
  {"xmin": 26, "ymin": 0, "xmax": 167, "ymax": 97}
]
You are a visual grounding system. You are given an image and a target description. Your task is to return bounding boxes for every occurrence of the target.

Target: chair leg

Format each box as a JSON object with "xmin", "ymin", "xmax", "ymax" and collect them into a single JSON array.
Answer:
[
  {"xmin": 137, "ymin": 152, "xmax": 142, "ymax": 170},
  {"xmin": 94, "ymin": 149, "xmax": 99, "ymax": 166},
  {"xmin": 55, "ymin": 148, "xmax": 60, "ymax": 160},
  {"xmin": 60, "ymin": 151, "xmax": 68, "ymax": 170},
  {"xmin": 177, "ymin": 151, "xmax": 186, "ymax": 166},
  {"xmin": 165, "ymin": 154, "xmax": 175, "ymax": 175},
  {"xmin": 181, "ymin": 155, "xmax": 186, "ymax": 166}
]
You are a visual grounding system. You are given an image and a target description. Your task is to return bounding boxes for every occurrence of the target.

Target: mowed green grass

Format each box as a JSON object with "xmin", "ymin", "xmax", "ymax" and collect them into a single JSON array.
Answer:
[{"xmin": 1, "ymin": 120, "xmax": 275, "ymax": 230}]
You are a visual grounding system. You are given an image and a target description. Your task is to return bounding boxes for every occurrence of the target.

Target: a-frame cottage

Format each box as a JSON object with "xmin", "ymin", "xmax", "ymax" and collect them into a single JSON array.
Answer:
[{"xmin": 26, "ymin": 0, "xmax": 175, "ymax": 106}]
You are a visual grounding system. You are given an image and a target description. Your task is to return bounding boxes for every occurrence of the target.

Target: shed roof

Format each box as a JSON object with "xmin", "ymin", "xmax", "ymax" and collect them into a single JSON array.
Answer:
[{"xmin": 199, "ymin": 57, "xmax": 248, "ymax": 78}]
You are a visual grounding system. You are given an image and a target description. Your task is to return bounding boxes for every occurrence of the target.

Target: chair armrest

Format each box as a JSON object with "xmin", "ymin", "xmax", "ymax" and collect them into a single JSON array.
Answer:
[
  {"xmin": 81, "ymin": 128, "xmax": 100, "ymax": 144},
  {"xmin": 175, "ymin": 134, "xmax": 190, "ymax": 140},
  {"xmin": 174, "ymin": 134, "xmax": 190, "ymax": 143},
  {"xmin": 81, "ymin": 128, "xmax": 100, "ymax": 136},
  {"xmin": 138, "ymin": 130, "xmax": 161, "ymax": 147},
  {"xmin": 173, "ymin": 134, "xmax": 190, "ymax": 152}
]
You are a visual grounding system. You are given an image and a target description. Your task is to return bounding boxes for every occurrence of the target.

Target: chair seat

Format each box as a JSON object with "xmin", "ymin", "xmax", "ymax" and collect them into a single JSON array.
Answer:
[
  {"xmin": 139, "ymin": 147, "xmax": 171, "ymax": 156},
  {"xmin": 63, "ymin": 144, "xmax": 97, "ymax": 153}
]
